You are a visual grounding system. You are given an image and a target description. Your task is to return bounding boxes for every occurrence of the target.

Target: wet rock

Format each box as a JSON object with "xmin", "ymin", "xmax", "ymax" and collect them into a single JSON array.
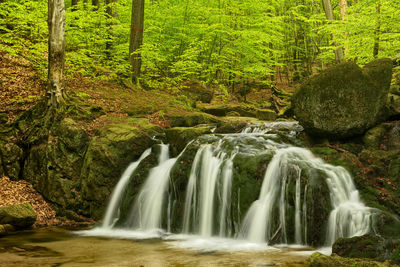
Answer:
[
  {"xmin": 332, "ymin": 234, "xmax": 400, "ymax": 264},
  {"xmin": 292, "ymin": 59, "xmax": 393, "ymax": 138},
  {"xmin": 0, "ymin": 203, "xmax": 36, "ymax": 228},
  {"xmin": 166, "ymin": 112, "xmax": 219, "ymax": 127},
  {"xmin": 165, "ymin": 127, "xmax": 211, "ymax": 156},
  {"xmin": 0, "ymin": 224, "xmax": 15, "ymax": 236},
  {"xmin": 80, "ymin": 118, "xmax": 161, "ymax": 219}
]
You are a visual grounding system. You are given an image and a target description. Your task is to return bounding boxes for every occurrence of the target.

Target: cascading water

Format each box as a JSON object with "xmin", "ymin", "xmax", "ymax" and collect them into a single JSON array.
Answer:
[
  {"xmin": 239, "ymin": 147, "xmax": 372, "ymax": 245},
  {"xmin": 101, "ymin": 148, "xmax": 152, "ymax": 228},
  {"xmin": 86, "ymin": 121, "xmax": 374, "ymax": 250}
]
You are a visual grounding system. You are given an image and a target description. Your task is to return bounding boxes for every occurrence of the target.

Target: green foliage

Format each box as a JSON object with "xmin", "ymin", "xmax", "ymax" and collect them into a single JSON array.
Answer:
[{"xmin": 1, "ymin": 0, "xmax": 400, "ymax": 88}]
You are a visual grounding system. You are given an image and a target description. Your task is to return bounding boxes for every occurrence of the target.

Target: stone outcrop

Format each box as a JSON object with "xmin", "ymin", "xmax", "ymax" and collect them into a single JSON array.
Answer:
[
  {"xmin": 0, "ymin": 203, "xmax": 36, "ymax": 228},
  {"xmin": 292, "ymin": 59, "xmax": 393, "ymax": 138}
]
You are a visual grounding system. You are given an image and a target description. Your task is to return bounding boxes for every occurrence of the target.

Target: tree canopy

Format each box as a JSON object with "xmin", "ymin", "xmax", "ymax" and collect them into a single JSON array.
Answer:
[{"xmin": 1, "ymin": 0, "xmax": 399, "ymax": 89}]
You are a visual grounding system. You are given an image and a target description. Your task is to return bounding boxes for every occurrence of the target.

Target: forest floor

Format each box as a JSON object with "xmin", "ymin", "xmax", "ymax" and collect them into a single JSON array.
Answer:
[{"xmin": 0, "ymin": 176, "xmax": 94, "ymax": 227}]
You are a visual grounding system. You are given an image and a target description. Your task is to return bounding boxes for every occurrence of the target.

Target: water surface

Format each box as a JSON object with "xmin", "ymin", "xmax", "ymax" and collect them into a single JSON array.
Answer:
[{"xmin": 0, "ymin": 228, "xmax": 312, "ymax": 266}]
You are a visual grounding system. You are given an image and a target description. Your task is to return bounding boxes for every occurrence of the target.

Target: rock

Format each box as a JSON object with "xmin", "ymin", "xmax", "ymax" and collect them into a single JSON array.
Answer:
[
  {"xmin": 199, "ymin": 103, "xmax": 258, "ymax": 117},
  {"xmin": 363, "ymin": 124, "xmax": 388, "ymax": 150},
  {"xmin": 292, "ymin": 59, "xmax": 393, "ymax": 138},
  {"xmin": 178, "ymin": 79, "xmax": 213, "ymax": 104},
  {"xmin": 0, "ymin": 203, "xmax": 37, "ymax": 228},
  {"xmin": 332, "ymin": 234, "xmax": 400, "ymax": 264},
  {"xmin": 256, "ymin": 109, "xmax": 277, "ymax": 121},
  {"xmin": 388, "ymin": 93, "xmax": 400, "ymax": 117},
  {"xmin": 0, "ymin": 224, "xmax": 15, "ymax": 236},
  {"xmin": 80, "ymin": 118, "xmax": 161, "ymax": 219},
  {"xmin": 165, "ymin": 127, "xmax": 211, "ymax": 156},
  {"xmin": 308, "ymin": 252, "xmax": 391, "ymax": 267},
  {"xmin": 0, "ymin": 142, "xmax": 23, "ymax": 180},
  {"xmin": 166, "ymin": 112, "xmax": 220, "ymax": 127}
]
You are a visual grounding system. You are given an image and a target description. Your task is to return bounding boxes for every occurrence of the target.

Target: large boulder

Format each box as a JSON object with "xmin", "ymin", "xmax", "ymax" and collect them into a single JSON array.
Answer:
[
  {"xmin": 80, "ymin": 118, "xmax": 161, "ymax": 219},
  {"xmin": 332, "ymin": 234, "xmax": 400, "ymax": 264},
  {"xmin": 0, "ymin": 203, "xmax": 36, "ymax": 228},
  {"xmin": 292, "ymin": 59, "xmax": 393, "ymax": 138},
  {"xmin": 165, "ymin": 127, "xmax": 211, "ymax": 156}
]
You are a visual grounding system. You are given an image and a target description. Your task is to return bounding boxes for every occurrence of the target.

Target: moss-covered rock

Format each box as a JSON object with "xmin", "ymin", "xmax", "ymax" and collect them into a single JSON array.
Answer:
[
  {"xmin": 178, "ymin": 79, "xmax": 213, "ymax": 104},
  {"xmin": 165, "ymin": 127, "xmax": 211, "ymax": 156},
  {"xmin": 0, "ymin": 224, "xmax": 15, "ymax": 236},
  {"xmin": 0, "ymin": 203, "xmax": 36, "ymax": 228},
  {"xmin": 80, "ymin": 118, "xmax": 161, "ymax": 219},
  {"xmin": 292, "ymin": 59, "xmax": 393, "ymax": 138},
  {"xmin": 256, "ymin": 109, "xmax": 277, "ymax": 121},
  {"xmin": 388, "ymin": 93, "xmax": 400, "ymax": 117},
  {"xmin": 308, "ymin": 252, "xmax": 392, "ymax": 267},
  {"xmin": 332, "ymin": 234, "xmax": 400, "ymax": 264},
  {"xmin": 0, "ymin": 141, "xmax": 23, "ymax": 180},
  {"xmin": 166, "ymin": 112, "xmax": 220, "ymax": 127}
]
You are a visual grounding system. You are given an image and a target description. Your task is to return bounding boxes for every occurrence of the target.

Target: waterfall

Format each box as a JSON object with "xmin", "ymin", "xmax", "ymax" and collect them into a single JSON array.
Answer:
[
  {"xmin": 92, "ymin": 122, "xmax": 373, "ymax": 248},
  {"xmin": 239, "ymin": 147, "xmax": 372, "ymax": 245},
  {"xmin": 102, "ymin": 148, "xmax": 152, "ymax": 228},
  {"xmin": 131, "ymin": 149, "xmax": 175, "ymax": 231}
]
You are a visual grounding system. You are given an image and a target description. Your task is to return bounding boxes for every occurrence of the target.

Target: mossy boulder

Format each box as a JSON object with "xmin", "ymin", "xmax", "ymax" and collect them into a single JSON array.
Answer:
[
  {"xmin": 332, "ymin": 234, "xmax": 400, "ymax": 264},
  {"xmin": 166, "ymin": 112, "xmax": 220, "ymax": 127},
  {"xmin": 0, "ymin": 203, "xmax": 36, "ymax": 228},
  {"xmin": 256, "ymin": 109, "xmax": 277, "ymax": 121},
  {"xmin": 0, "ymin": 224, "xmax": 15, "ymax": 236},
  {"xmin": 0, "ymin": 141, "xmax": 23, "ymax": 180},
  {"xmin": 80, "ymin": 118, "xmax": 161, "ymax": 219},
  {"xmin": 23, "ymin": 118, "xmax": 90, "ymax": 212},
  {"xmin": 165, "ymin": 127, "xmax": 211, "ymax": 156},
  {"xmin": 198, "ymin": 103, "xmax": 259, "ymax": 117},
  {"xmin": 292, "ymin": 59, "xmax": 393, "ymax": 138},
  {"xmin": 388, "ymin": 93, "xmax": 400, "ymax": 117},
  {"xmin": 308, "ymin": 252, "xmax": 392, "ymax": 267},
  {"xmin": 178, "ymin": 79, "xmax": 213, "ymax": 104}
]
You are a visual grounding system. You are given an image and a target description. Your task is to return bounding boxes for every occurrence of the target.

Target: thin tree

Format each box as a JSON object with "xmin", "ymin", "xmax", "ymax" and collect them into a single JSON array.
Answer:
[
  {"xmin": 321, "ymin": 0, "xmax": 344, "ymax": 63},
  {"xmin": 47, "ymin": 0, "xmax": 66, "ymax": 108},
  {"xmin": 373, "ymin": 0, "xmax": 381, "ymax": 59},
  {"xmin": 129, "ymin": 0, "xmax": 145, "ymax": 83}
]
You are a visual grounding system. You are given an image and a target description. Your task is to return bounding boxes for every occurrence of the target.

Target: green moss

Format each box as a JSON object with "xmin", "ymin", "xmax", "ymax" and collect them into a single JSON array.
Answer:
[{"xmin": 165, "ymin": 127, "xmax": 211, "ymax": 156}]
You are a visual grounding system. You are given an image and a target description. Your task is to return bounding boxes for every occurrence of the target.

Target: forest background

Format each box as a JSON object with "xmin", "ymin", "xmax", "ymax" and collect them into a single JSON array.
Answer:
[{"xmin": 1, "ymin": 0, "xmax": 399, "ymax": 98}]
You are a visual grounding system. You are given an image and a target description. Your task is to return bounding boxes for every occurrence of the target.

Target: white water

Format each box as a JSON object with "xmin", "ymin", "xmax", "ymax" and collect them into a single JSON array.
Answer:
[
  {"xmin": 132, "ymin": 155, "xmax": 176, "ymax": 231},
  {"xmin": 240, "ymin": 146, "xmax": 372, "ymax": 245},
  {"xmin": 88, "ymin": 122, "xmax": 373, "ymax": 251},
  {"xmin": 102, "ymin": 148, "xmax": 152, "ymax": 228}
]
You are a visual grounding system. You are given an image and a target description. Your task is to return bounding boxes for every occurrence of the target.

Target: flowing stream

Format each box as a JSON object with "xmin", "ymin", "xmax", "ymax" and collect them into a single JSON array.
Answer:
[{"xmin": 80, "ymin": 122, "xmax": 373, "ymax": 253}]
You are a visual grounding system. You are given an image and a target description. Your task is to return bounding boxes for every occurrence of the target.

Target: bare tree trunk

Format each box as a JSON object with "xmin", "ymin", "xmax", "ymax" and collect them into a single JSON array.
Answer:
[
  {"xmin": 339, "ymin": 0, "xmax": 348, "ymax": 56},
  {"xmin": 47, "ymin": 0, "xmax": 66, "ymax": 108},
  {"xmin": 373, "ymin": 1, "xmax": 381, "ymax": 59},
  {"xmin": 322, "ymin": 0, "xmax": 344, "ymax": 64},
  {"xmin": 105, "ymin": 0, "xmax": 117, "ymax": 57},
  {"xmin": 339, "ymin": 0, "xmax": 347, "ymax": 20},
  {"xmin": 129, "ymin": 0, "xmax": 145, "ymax": 83}
]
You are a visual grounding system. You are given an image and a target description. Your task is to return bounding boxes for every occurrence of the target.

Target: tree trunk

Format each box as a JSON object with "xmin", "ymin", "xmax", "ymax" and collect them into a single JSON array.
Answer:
[
  {"xmin": 373, "ymin": 1, "xmax": 381, "ymax": 59},
  {"xmin": 322, "ymin": 0, "xmax": 344, "ymax": 64},
  {"xmin": 105, "ymin": 0, "xmax": 117, "ymax": 57},
  {"xmin": 47, "ymin": 0, "xmax": 66, "ymax": 108},
  {"xmin": 339, "ymin": 0, "xmax": 347, "ymax": 20},
  {"xmin": 129, "ymin": 0, "xmax": 145, "ymax": 83}
]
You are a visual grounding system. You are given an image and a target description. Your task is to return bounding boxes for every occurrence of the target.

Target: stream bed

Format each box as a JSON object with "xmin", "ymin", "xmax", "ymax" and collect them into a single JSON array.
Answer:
[{"xmin": 0, "ymin": 228, "xmax": 317, "ymax": 267}]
